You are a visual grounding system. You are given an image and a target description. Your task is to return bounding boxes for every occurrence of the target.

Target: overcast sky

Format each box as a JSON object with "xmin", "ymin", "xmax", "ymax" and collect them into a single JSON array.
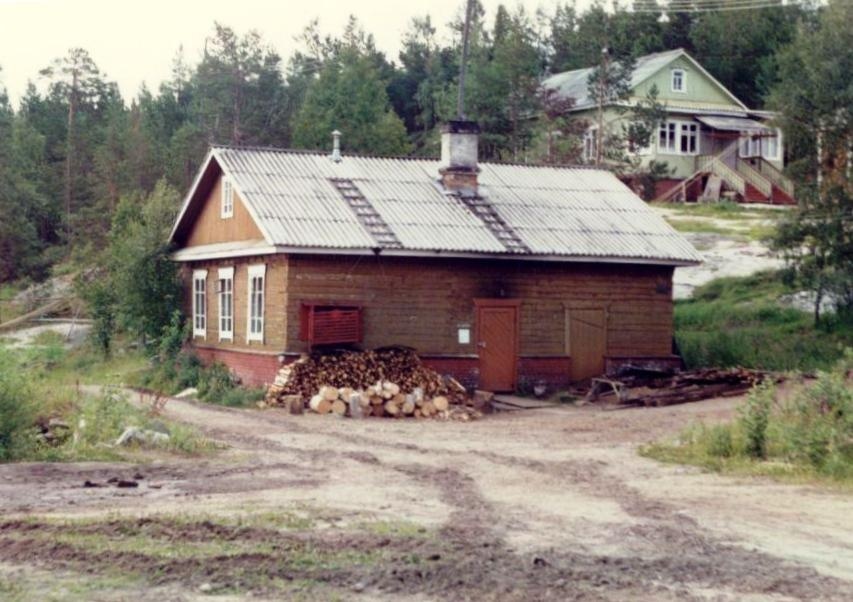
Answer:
[{"xmin": 0, "ymin": 0, "xmax": 600, "ymax": 106}]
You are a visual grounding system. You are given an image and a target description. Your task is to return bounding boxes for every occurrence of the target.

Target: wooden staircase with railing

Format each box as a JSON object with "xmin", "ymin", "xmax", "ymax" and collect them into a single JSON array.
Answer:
[{"xmin": 655, "ymin": 141, "xmax": 796, "ymax": 205}]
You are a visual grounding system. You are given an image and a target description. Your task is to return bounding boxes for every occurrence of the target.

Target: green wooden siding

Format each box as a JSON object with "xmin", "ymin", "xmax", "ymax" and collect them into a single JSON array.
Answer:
[{"xmin": 631, "ymin": 56, "xmax": 742, "ymax": 109}]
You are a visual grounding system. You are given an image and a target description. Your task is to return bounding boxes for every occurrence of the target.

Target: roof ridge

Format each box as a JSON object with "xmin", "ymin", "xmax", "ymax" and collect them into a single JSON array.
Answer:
[
  {"xmin": 212, "ymin": 144, "xmax": 608, "ymax": 172},
  {"xmin": 546, "ymin": 47, "xmax": 684, "ymax": 79}
]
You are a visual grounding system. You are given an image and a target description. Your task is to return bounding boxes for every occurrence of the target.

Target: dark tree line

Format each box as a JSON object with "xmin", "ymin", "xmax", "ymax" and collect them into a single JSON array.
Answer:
[{"xmin": 0, "ymin": 1, "xmax": 828, "ymax": 283}]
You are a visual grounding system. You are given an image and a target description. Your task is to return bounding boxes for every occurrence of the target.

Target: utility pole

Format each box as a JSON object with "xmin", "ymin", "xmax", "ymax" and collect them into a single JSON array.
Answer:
[
  {"xmin": 456, "ymin": 0, "xmax": 475, "ymax": 119},
  {"xmin": 596, "ymin": 46, "xmax": 608, "ymax": 166}
]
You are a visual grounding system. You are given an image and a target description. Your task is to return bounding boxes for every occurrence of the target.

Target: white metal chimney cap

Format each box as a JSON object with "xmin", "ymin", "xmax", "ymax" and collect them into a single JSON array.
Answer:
[{"xmin": 330, "ymin": 130, "xmax": 342, "ymax": 162}]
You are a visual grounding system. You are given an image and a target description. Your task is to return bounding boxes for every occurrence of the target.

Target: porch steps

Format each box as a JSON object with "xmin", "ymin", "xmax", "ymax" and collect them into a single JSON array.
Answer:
[
  {"xmin": 771, "ymin": 183, "xmax": 797, "ymax": 206},
  {"xmin": 744, "ymin": 182, "xmax": 767, "ymax": 203},
  {"xmin": 701, "ymin": 174, "xmax": 722, "ymax": 201}
]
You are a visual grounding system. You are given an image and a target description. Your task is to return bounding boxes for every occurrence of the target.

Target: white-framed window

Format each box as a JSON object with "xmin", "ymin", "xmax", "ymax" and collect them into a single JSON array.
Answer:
[
  {"xmin": 582, "ymin": 126, "xmax": 598, "ymax": 163},
  {"xmin": 671, "ymin": 69, "xmax": 686, "ymax": 93},
  {"xmin": 217, "ymin": 266, "xmax": 234, "ymax": 341},
  {"xmin": 679, "ymin": 122, "xmax": 698, "ymax": 154},
  {"xmin": 246, "ymin": 264, "xmax": 266, "ymax": 343},
  {"xmin": 221, "ymin": 177, "xmax": 234, "ymax": 218},
  {"xmin": 739, "ymin": 133, "xmax": 762, "ymax": 158},
  {"xmin": 658, "ymin": 120, "xmax": 699, "ymax": 155},
  {"xmin": 762, "ymin": 128, "xmax": 782, "ymax": 161},
  {"xmin": 192, "ymin": 269, "xmax": 208, "ymax": 338}
]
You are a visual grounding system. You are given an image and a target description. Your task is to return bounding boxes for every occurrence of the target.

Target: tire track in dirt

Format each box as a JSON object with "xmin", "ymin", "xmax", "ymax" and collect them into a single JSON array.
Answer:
[{"xmin": 477, "ymin": 450, "xmax": 853, "ymax": 601}]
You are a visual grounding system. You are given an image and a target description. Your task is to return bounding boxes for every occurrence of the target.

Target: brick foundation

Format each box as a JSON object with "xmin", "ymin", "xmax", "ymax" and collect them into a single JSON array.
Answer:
[
  {"xmin": 194, "ymin": 346, "xmax": 681, "ymax": 392},
  {"xmin": 421, "ymin": 356, "xmax": 479, "ymax": 389},
  {"xmin": 518, "ymin": 356, "xmax": 573, "ymax": 390},
  {"xmin": 194, "ymin": 346, "xmax": 281, "ymax": 387}
]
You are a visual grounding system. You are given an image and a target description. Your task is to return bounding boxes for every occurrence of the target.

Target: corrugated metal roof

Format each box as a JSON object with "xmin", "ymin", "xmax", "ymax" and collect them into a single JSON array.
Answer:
[
  {"xmin": 542, "ymin": 49, "xmax": 685, "ymax": 110},
  {"xmin": 542, "ymin": 48, "xmax": 748, "ymax": 115},
  {"xmin": 695, "ymin": 116, "xmax": 772, "ymax": 133},
  {"xmin": 193, "ymin": 146, "xmax": 700, "ymax": 265}
]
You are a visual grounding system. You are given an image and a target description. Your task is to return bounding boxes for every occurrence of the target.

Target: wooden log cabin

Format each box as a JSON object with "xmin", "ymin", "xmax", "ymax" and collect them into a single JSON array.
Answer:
[{"xmin": 169, "ymin": 122, "xmax": 701, "ymax": 391}]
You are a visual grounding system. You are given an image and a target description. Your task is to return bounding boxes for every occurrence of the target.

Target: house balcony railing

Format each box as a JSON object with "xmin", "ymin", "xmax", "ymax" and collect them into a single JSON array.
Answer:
[
  {"xmin": 754, "ymin": 159, "xmax": 795, "ymax": 197},
  {"xmin": 735, "ymin": 158, "xmax": 773, "ymax": 198},
  {"xmin": 697, "ymin": 142, "xmax": 745, "ymax": 196}
]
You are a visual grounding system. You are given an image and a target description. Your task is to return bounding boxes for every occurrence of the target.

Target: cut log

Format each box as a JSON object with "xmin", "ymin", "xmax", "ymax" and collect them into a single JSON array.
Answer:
[
  {"xmin": 331, "ymin": 399, "xmax": 347, "ymax": 416},
  {"xmin": 320, "ymin": 385, "xmax": 339, "ymax": 402},
  {"xmin": 401, "ymin": 399, "xmax": 415, "ymax": 415},
  {"xmin": 432, "ymin": 396, "xmax": 449, "ymax": 412},
  {"xmin": 384, "ymin": 400, "xmax": 400, "ymax": 416},
  {"xmin": 309, "ymin": 395, "xmax": 332, "ymax": 414}
]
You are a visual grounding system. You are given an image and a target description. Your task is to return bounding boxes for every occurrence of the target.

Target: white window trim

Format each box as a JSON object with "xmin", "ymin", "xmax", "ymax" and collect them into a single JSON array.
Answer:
[
  {"xmin": 739, "ymin": 132, "xmax": 762, "ymax": 158},
  {"xmin": 221, "ymin": 177, "xmax": 234, "ymax": 219},
  {"xmin": 217, "ymin": 266, "xmax": 234, "ymax": 341},
  {"xmin": 192, "ymin": 269, "xmax": 208, "ymax": 339},
  {"xmin": 657, "ymin": 119, "xmax": 700, "ymax": 156},
  {"xmin": 246, "ymin": 264, "xmax": 266, "ymax": 343},
  {"xmin": 671, "ymin": 68, "xmax": 687, "ymax": 93},
  {"xmin": 761, "ymin": 128, "xmax": 782, "ymax": 161}
]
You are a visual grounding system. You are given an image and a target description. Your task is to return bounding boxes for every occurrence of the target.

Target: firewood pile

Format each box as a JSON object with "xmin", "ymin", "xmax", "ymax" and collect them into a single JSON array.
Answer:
[
  {"xmin": 585, "ymin": 367, "xmax": 774, "ymax": 408},
  {"xmin": 264, "ymin": 347, "xmax": 485, "ymax": 420}
]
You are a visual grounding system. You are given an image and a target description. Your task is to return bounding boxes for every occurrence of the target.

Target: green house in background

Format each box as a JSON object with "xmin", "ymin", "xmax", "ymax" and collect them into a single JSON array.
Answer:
[{"xmin": 542, "ymin": 48, "xmax": 795, "ymax": 204}]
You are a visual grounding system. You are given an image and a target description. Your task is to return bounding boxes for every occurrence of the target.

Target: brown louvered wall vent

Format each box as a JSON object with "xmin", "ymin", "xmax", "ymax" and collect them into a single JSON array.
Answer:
[{"xmin": 300, "ymin": 304, "xmax": 363, "ymax": 346}]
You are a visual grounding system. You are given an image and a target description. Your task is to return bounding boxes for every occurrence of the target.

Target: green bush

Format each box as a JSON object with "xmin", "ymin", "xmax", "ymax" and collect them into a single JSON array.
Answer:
[
  {"xmin": 0, "ymin": 368, "xmax": 36, "ymax": 461},
  {"xmin": 782, "ymin": 352, "xmax": 853, "ymax": 476},
  {"xmin": 644, "ymin": 350, "xmax": 853, "ymax": 483},
  {"xmin": 197, "ymin": 362, "xmax": 234, "ymax": 401},
  {"xmin": 739, "ymin": 383, "xmax": 773, "ymax": 459}
]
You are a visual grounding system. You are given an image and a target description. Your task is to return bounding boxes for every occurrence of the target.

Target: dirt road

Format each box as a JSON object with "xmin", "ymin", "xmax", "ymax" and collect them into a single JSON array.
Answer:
[{"xmin": 1, "ymin": 393, "xmax": 852, "ymax": 601}]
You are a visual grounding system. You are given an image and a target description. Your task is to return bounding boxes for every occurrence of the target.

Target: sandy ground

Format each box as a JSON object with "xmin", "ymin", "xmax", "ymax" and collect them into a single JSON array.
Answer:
[
  {"xmin": 652, "ymin": 206, "xmax": 787, "ymax": 299},
  {"xmin": 0, "ymin": 320, "xmax": 91, "ymax": 348},
  {"xmin": 2, "ymin": 392, "xmax": 852, "ymax": 601}
]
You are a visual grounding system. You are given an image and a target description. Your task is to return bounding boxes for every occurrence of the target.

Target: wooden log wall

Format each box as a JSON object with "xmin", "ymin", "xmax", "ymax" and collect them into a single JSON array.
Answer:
[{"xmin": 283, "ymin": 255, "xmax": 675, "ymax": 359}]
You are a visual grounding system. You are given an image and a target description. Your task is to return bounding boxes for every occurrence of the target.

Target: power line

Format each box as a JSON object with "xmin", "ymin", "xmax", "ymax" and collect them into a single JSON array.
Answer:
[{"xmin": 630, "ymin": 0, "xmax": 811, "ymax": 13}]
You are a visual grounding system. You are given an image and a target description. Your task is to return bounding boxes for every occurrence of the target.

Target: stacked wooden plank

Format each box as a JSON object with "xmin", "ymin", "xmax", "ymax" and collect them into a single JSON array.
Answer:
[
  {"xmin": 264, "ymin": 347, "xmax": 482, "ymax": 420},
  {"xmin": 585, "ymin": 367, "xmax": 772, "ymax": 408}
]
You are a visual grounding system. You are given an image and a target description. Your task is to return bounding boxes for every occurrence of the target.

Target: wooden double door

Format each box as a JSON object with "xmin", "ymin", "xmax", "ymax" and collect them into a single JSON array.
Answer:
[
  {"xmin": 475, "ymin": 300, "xmax": 519, "ymax": 392},
  {"xmin": 567, "ymin": 308, "xmax": 607, "ymax": 381}
]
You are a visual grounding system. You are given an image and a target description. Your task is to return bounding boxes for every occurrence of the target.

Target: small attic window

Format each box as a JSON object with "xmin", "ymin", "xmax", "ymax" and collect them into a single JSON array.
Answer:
[
  {"xmin": 671, "ymin": 69, "xmax": 686, "ymax": 93},
  {"xmin": 221, "ymin": 177, "xmax": 234, "ymax": 219}
]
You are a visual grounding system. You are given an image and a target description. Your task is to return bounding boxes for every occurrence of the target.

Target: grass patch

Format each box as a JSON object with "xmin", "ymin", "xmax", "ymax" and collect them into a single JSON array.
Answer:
[
  {"xmin": 31, "ymin": 330, "xmax": 66, "ymax": 346},
  {"xmin": 666, "ymin": 218, "xmax": 737, "ymax": 236},
  {"xmin": 652, "ymin": 200, "xmax": 785, "ymax": 220},
  {"xmin": 0, "ymin": 513, "xmax": 409, "ymax": 597},
  {"xmin": 641, "ymin": 354, "xmax": 853, "ymax": 487},
  {"xmin": 0, "ymin": 345, "xmax": 215, "ymax": 462},
  {"xmin": 675, "ymin": 271, "xmax": 853, "ymax": 371}
]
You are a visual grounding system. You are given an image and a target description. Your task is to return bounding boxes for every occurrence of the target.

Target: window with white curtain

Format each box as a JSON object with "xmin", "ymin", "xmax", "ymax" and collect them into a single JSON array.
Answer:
[
  {"xmin": 247, "ymin": 264, "xmax": 266, "ymax": 342},
  {"xmin": 192, "ymin": 269, "xmax": 207, "ymax": 338},
  {"xmin": 218, "ymin": 267, "xmax": 234, "ymax": 341}
]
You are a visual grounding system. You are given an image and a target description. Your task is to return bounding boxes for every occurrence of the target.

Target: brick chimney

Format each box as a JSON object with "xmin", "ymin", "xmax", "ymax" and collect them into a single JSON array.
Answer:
[{"xmin": 439, "ymin": 120, "xmax": 480, "ymax": 194}]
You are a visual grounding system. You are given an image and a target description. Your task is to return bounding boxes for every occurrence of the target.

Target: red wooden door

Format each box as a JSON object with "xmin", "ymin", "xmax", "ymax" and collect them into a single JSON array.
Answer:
[{"xmin": 476, "ymin": 303, "xmax": 518, "ymax": 392}]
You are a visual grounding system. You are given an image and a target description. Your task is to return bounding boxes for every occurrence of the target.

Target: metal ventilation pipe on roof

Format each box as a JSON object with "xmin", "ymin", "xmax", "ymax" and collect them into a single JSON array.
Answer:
[{"xmin": 330, "ymin": 130, "xmax": 342, "ymax": 162}]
